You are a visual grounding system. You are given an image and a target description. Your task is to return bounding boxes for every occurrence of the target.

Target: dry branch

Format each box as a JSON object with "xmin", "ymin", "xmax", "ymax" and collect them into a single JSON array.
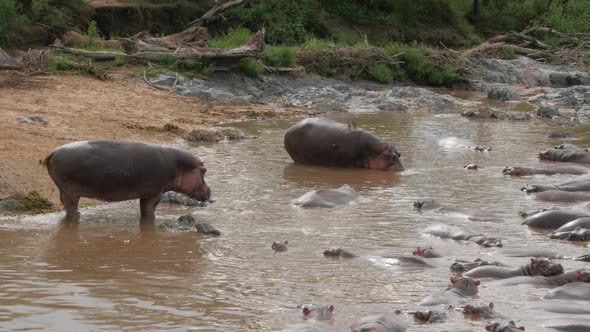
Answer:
[{"xmin": 187, "ymin": 0, "xmax": 253, "ymax": 27}]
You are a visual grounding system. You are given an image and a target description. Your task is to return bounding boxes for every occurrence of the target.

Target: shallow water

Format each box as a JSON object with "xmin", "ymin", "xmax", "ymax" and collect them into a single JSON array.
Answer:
[{"xmin": 1, "ymin": 102, "xmax": 590, "ymax": 331}]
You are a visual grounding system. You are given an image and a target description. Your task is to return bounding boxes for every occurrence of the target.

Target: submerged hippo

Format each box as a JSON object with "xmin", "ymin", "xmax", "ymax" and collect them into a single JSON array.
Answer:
[
  {"xmin": 323, "ymin": 248, "xmax": 357, "ymax": 258},
  {"xmin": 292, "ymin": 185, "xmax": 359, "ymax": 208},
  {"xmin": 539, "ymin": 147, "xmax": 590, "ymax": 164},
  {"xmin": 541, "ymin": 282, "xmax": 590, "ymax": 300},
  {"xmin": 413, "ymin": 310, "xmax": 447, "ymax": 324},
  {"xmin": 418, "ymin": 276, "xmax": 480, "ymax": 306},
  {"xmin": 555, "ymin": 143, "xmax": 585, "ymax": 150},
  {"xmin": 299, "ymin": 304, "xmax": 334, "ymax": 321},
  {"xmin": 424, "ymin": 226, "xmax": 503, "ymax": 247},
  {"xmin": 412, "ymin": 246, "xmax": 442, "ymax": 258},
  {"xmin": 550, "ymin": 227, "xmax": 590, "ymax": 241},
  {"xmin": 503, "ymin": 164, "xmax": 588, "ymax": 176},
  {"xmin": 350, "ymin": 314, "xmax": 407, "ymax": 332},
  {"xmin": 530, "ymin": 190, "xmax": 590, "ymax": 203},
  {"xmin": 284, "ymin": 118, "xmax": 404, "ymax": 171},
  {"xmin": 272, "ymin": 241, "xmax": 288, "ymax": 253},
  {"xmin": 464, "ymin": 258, "xmax": 564, "ymax": 279},
  {"xmin": 521, "ymin": 209, "xmax": 590, "ymax": 229},
  {"xmin": 485, "ymin": 321, "xmax": 525, "ymax": 332},
  {"xmin": 43, "ymin": 140, "xmax": 211, "ymax": 221},
  {"xmin": 462, "ymin": 302, "xmax": 498, "ymax": 319},
  {"xmin": 493, "ymin": 268, "xmax": 590, "ymax": 287},
  {"xmin": 450, "ymin": 259, "xmax": 507, "ymax": 273},
  {"xmin": 522, "ymin": 178, "xmax": 590, "ymax": 193}
]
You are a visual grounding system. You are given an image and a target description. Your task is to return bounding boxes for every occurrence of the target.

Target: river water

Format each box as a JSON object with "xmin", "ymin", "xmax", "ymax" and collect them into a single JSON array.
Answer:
[{"xmin": 1, "ymin": 95, "xmax": 590, "ymax": 331}]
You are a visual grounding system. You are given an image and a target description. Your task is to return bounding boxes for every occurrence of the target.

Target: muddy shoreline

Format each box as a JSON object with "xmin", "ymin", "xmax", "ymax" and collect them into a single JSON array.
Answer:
[{"xmin": 1, "ymin": 55, "xmax": 589, "ymax": 214}]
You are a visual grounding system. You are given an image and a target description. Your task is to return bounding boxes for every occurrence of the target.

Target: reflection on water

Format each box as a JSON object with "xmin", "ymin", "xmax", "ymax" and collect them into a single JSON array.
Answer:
[{"xmin": 1, "ymin": 106, "xmax": 590, "ymax": 331}]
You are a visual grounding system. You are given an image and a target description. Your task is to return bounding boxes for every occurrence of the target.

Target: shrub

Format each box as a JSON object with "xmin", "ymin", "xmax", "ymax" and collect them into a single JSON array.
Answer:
[
  {"xmin": 161, "ymin": 53, "xmax": 176, "ymax": 66},
  {"xmin": 31, "ymin": 0, "xmax": 89, "ymax": 34},
  {"xmin": 264, "ymin": 46, "xmax": 296, "ymax": 67},
  {"xmin": 0, "ymin": 0, "xmax": 24, "ymax": 45},
  {"xmin": 238, "ymin": 57, "xmax": 263, "ymax": 77},
  {"xmin": 302, "ymin": 37, "xmax": 336, "ymax": 52},
  {"xmin": 500, "ymin": 47, "xmax": 517, "ymax": 60},
  {"xmin": 367, "ymin": 64, "xmax": 394, "ymax": 84},
  {"xmin": 114, "ymin": 56, "xmax": 125, "ymax": 66},
  {"xmin": 209, "ymin": 27, "xmax": 253, "ymax": 49},
  {"xmin": 176, "ymin": 60, "xmax": 216, "ymax": 78},
  {"xmin": 540, "ymin": 0, "xmax": 590, "ymax": 34},
  {"xmin": 48, "ymin": 57, "xmax": 71, "ymax": 74}
]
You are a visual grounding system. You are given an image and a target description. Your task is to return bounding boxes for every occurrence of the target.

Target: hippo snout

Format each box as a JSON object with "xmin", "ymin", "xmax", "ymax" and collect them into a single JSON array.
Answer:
[
  {"xmin": 189, "ymin": 184, "xmax": 211, "ymax": 202},
  {"xmin": 391, "ymin": 159, "xmax": 405, "ymax": 171}
]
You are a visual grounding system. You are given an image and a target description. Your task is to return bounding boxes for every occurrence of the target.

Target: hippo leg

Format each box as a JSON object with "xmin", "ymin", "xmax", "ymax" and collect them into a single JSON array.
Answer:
[
  {"xmin": 140, "ymin": 195, "xmax": 161, "ymax": 220},
  {"xmin": 60, "ymin": 190, "xmax": 80, "ymax": 221}
]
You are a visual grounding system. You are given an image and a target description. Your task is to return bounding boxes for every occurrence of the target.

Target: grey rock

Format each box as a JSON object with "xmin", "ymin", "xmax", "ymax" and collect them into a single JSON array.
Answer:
[
  {"xmin": 20, "ymin": 116, "xmax": 48, "ymax": 125},
  {"xmin": 537, "ymin": 106, "xmax": 562, "ymax": 118},
  {"xmin": 487, "ymin": 86, "xmax": 519, "ymax": 101}
]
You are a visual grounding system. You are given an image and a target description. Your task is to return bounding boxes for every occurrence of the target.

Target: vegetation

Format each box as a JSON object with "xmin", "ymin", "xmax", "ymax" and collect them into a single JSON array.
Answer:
[
  {"xmin": 208, "ymin": 27, "xmax": 253, "ymax": 49},
  {"xmin": 238, "ymin": 57, "xmax": 264, "ymax": 77},
  {"xmin": 264, "ymin": 46, "xmax": 296, "ymax": 68},
  {"xmin": 0, "ymin": 0, "xmax": 24, "ymax": 45}
]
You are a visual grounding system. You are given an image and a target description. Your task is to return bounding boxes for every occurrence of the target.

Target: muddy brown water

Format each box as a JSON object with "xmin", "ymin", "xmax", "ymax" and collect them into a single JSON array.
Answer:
[{"xmin": 2, "ymin": 99, "xmax": 590, "ymax": 331}]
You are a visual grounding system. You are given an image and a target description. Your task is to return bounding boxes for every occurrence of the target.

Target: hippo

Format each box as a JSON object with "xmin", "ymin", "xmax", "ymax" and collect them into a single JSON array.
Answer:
[
  {"xmin": 464, "ymin": 164, "xmax": 480, "ymax": 170},
  {"xmin": 521, "ymin": 178, "xmax": 590, "ymax": 193},
  {"xmin": 418, "ymin": 276, "xmax": 480, "ymax": 306},
  {"xmin": 573, "ymin": 254, "xmax": 590, "ymax": 262},
  {"xmin": 43, "ymin": 140, "xmax": 211, "ymax": 221},
  {"xmin": 272, "ymin": 241, "xmax": 288, "ymax": 253},
  {"xmin": 412, "ymin": 246, "xmax": 441, "ymax": 258},
  {"xmin": 464, "ymin": 258, "xmax": 564, "ymax": 279},
  {"xmin": 539, "ymin": 147, "xmax": 590, "ymax": 163},
  {"xmin": 158, "ymin": 215, "xmax": 221, "ymax": 235},
  {"xmin": 323, "ymin": 248, "xmax": 357, "ymax": 258},
  {"xmin": 550, "ymin": 227, "xmax": 590, "ymax": 241},
  {"xmin": 284, "ymin": 118, "xmax": 404, "ymax": 171},
  {"xmin": 541, "ymin": 282, "xmax": 590, "ymax": 300},
  {"xmin": 529, "ymin": 190, "xmax": 590, "ymax": 203},
  {"xmin": 541, "ymin": 318, "xmax": 590, "ymax": 332},
  {"xmin": 521, "ymin": 209, "xmax": 590, "ymax": 229},
  {"xmin": 350, "ymin": 314, "xmax": 407, "ymax": 332},
  {"xmin": 450, "ymin": 259, "xmax": 507, "ymax": 273},
  {"xmin": 502, "ymin": 164, "xmax": 588, "ymax": 176},
  {"xmin": 552, "ymin": 217, "xmax": 590, "ymax": 233},
  {"xmin": 492, "ymin": 268, "xmax": 590, "ymax": 287},
  {"xmin": 412, "ymin": 310, "xmax": 447, "ymax": 323},
  {"xmin": 500, "ymin": 248, "xmax": 565, "ymax": 259},
  {"xmin": 424, "ymin": 226, "xmax": 503, "ymax": 247},
  {"xmin": 160, "ymin": 191, "xmax": 208, "ymax": 207},
  {"xmin": 485, "ymin": 321, "xmax": 525, "ymax": 332},
  {"xmin": 292, "ymin": 185, "xmax": 359, "ymax": 208},
  {"xmin": 518, "ymin": 207, "xmax": 560, "ymax": 218},
  {"xmin": 413, "ymin": 200, "xmax": 443, "ymax": 211},
  {"xmin": 555, "ymin": 143, "xmax": 585, "ymax": 150},
  {"xmin": 299, "ymin": 304, "xmax": 334, "ymax": 321},
  {"xmin": 462, "ymin": 302, "xmax": 498, "ymax": 319},
  {"xmin": 474, "ymin": 146, "xmax": 492, "ymax": 152}
]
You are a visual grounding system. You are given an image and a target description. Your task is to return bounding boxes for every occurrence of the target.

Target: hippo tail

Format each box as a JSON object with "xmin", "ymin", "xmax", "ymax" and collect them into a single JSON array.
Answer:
[{"xmin": 41, "ymin": 151, "xmax": 54, "ymax": 169}]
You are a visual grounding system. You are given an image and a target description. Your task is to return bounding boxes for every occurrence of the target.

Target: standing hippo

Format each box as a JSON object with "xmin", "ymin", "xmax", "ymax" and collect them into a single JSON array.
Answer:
[
  {"xmin": 43, "ymin": 140, "xmax": 211, "ymax": 221},
  {"xmin": 502, "ymin": 164, "xmax": 588, "ymax": 176},
  {"xmin": 284, "ymin": 118, "xmax": 404, "ymax": 171},
  {"xmin": 539, "ymin": 147, "xmax": 590, "ymax": 164},
  {"xmin": 418, "ymin": 276, "xmax": 480, "ymax": 306},
  {"xmin": 464, "ymin": 258, "xmax": 564, "ymax": 279}
]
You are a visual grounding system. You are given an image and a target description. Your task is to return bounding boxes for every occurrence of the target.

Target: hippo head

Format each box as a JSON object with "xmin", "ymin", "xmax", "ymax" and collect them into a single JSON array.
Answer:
[
  {"xmin": 486, "ymin": 320, "xmax": 525, "ymax": 332},
  {"xmin": 462, "ymin": 302, "xmax": 494, "ymax": 317},
  {"xmin": 365, "ymin": 143, "xmax": 404, "ymax": 171},
  {"xmin": 529, "ymin": 258, "xmax": 564, "ymax": 277},
  {"xmin": 413, "ymin": 310, "xmax": 446, "ymax": 323},
  {"xmin": 502, "ymin": 166, "xmax": 525, "ymax": 176},
  {"xmin": 300, "ymin": 304, "xmax": 334, "ymax": 321},
  {"xmin": 175, "ymin": 157, "xmax": 211, "ymax": 202},
  {"xmin": 271, "ymin": 240, "xmax": 288, "ymax": 253},
  {"xmin": 464, "ymin": 164, "xmax": 479, "ymax": 170},
  {"xmin": 575, "ymin": 269, "xmax": 590, "ymax": 282},
  {"xmin": 448, "ymin": 276, "xmax": 480, "ymax": 296},
  {"xmin": 538, "ymin": 149, "xmax": 556, "ymax": 161},
  {"xmin": 412, "ymin": 246, "xmax": 438, "ymax": 258}
]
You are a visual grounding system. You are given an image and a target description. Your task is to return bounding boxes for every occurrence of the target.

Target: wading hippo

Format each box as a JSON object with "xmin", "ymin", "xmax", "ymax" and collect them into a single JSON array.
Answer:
[
  {"xmin": 552, "ymin": 217, "xmax": 590, "ymax": 233},
  {"xmin": 272, "ymin": 241, "xmax": 288, "ymax": 253},
  {"xmin": 502, "ymin": 164, "xmax": 589, "ymax": 176},
  {"xmin": 418, "ymin": 276, "xmax": 480, "ymax": 306},
  {"xmin": 539, "ymin": 147, "xmax": 590, "ymax": 164},
  {"xmin": 424, "ymin": 226, "xmax": 503, "ymax": 247},
  {"xmin": 292, "ymin": 185, "xmax": 359, "ymax": 208},
  {"xmin": 284, "ymin": 118, "xmax": 404, "ymax": 171},
  {"xmin": 464, "ymin": 258, "xmax": 564, "ymax": 279},
  {"xmin": 413, "ymin": 310, "xmax": 447, "ymax": 324},
  {"xmin": 485, "ymin": 321, "xmax": 525, "ymax": 332},
  {"xmin": 298, "ymin": 304, "xmax": 334, "ymax": 321},
  {"xmin": 529, "ymin": 190, "xmax": 590, "ymax": 203},
  {"xmin": 521, "ymin": 178, "xmax": 590, "ymax": 193},
  {"xmin": 44, "ymin": 140, "xmax": 211, "ymax": 221},
  {"xmin": 541, "ymin": 282, "xmax": 590, "ymax": 300},
  {"xmin": 350, "ymin": 314, "xmax": 408, "ymax": 332},
  {"xmin": 550, "ymin": 227, "xmax": 590, "ymax": 241},
  {"xmin": 492, "ymin": 268, "xmax": 590, "ymax": 287},
  {"xmin": 450, "ymin": 259, "xmax": 507, "ymax": 273},
  {"xmin": 323, "ymin": 248, "xmax": 357, "ymax": 258}
]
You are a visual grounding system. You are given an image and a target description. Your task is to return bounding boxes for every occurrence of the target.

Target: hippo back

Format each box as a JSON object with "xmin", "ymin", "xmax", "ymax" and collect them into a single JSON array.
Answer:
[{"xmin": 284, "ymin": 118, "xmax": 367, "ymax": 167}]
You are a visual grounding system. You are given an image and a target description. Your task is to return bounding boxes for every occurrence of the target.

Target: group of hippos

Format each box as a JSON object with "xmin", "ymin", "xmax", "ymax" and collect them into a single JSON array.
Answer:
[{"xmin": 42, "ymin": 117, "xmax": 590, "ymax": 331}]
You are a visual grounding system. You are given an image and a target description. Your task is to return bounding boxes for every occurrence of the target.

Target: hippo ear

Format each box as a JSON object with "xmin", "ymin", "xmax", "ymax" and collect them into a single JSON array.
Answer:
[
  {"xmin": 284, "ymin": 240, "xmax": 288, "ymax": 245},
  {"xmin": 302, "ymin": 308, "xmax": 311, "ymax": 316},
  {"xmin": 474, "ymin": 279, "xmax": 480, "ymax": 286},
  {"xmin": 450, "ymin": 276, "xmax": 456, "ymax": 284},
  {"xmin": 489, "ymin": 302, "xmax": 494, "ymax": 309},
  {"xmin": 328, "ymin": 305, "xmax": 334, "ymax": 312}
]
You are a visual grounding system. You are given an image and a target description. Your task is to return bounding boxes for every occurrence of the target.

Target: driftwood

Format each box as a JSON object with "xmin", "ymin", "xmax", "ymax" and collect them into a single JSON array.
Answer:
[
  {"xmin": 51, "ymin": 28, "xmax": 266, "ymax": 63},
  {"xmin": 462, "ymin": 42, "xmax": 539, "ymax": 57},
  {"xmin": 119, "ymin": 27, "xmax": 209, "ymax": 52},
  {"xmin": 487, "ymin": 32, "xmax": 550, "ymax": 49},
  {"xmin": 521, "ymin": 26, "xmax": 587, "ymax": 46},
  {"xmin": 187, "ymin": 0, "xmax": 253, "ymax": 27}
]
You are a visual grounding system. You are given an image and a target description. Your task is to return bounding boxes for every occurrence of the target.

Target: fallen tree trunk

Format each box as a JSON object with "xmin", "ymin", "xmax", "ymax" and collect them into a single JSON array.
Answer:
[
  {"xmin": 461, "ymin": 41, "xmax": 540, "ymax": 57},
  {"xmin": 522, "ymin": 26, "xmax": 586, "ymax": 46},
  {"xmin": 487, "ymin": 32, "xmax": 550, "ymax": 49},
  {"xmin": 187, "ymin": 0, "xmax": 253, "ymax": 27},
  {"xmin": 119, "ymin": 26, "xmax": 209, "ymax": 52}
]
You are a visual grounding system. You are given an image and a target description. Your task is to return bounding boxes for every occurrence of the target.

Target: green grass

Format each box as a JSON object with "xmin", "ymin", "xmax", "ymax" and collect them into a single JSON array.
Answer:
[
  {"xmin": 500, "ymin": 47, "xmax": 518, "ymax": 60},
  {"xmin": 367, "ymin": 64, "xmax": 394, "ymax": 84},
  {"xmin": 209, "ymin": 27, "xmax": 253, "ymax": 49},
  {"xmin": 0, "ymin": 0, "xmax": 24, "ymax": 45},
  {"xmin": 264, "ymin": 46, "xmax": 296, "ymax": 67},
  {"xmin": 301, "ymin": 37, "xmax": 337, "ymax": 52},
  {"xmin": 238, "ymin": 57, "xmax": 263, "ymax": 77}
]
